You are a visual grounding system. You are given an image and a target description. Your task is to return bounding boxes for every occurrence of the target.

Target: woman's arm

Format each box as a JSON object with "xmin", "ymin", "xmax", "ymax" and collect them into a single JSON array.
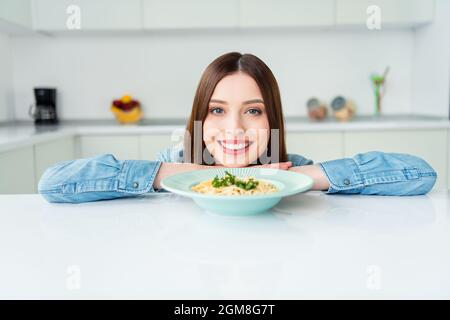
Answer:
[
  {"xmin": 289, "ymin": 151, "xmax": 437, "ymax": 196},
  {"xmin": 38, "ymin": 154, "xmax": 163, "ymax": 203},
  {"xmin": 38, "ymin": 154, "xmax": 214, "ymax": 203},
  {"xmin": 38, "ymin": 150, "xmax": 293, "ymax": 203},
  {"xmin": 153, "ymin": 162, "xmax": 213, "ymax": 189},
  {"xmin": 288, "ymin": 165, "xmax": 330, "ymax": 191}
]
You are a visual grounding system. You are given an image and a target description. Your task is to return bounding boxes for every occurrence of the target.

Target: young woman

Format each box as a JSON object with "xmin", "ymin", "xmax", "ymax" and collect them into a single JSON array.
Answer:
[{"xmin": 38, "ymin": 52, "xmax": 437, "ymax": 203}]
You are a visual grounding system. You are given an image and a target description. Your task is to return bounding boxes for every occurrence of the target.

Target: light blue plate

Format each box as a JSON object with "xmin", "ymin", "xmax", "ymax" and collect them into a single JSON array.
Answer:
[{"xmin": 161, "ymin": 167, "xmax": 313, "ymax": 215}]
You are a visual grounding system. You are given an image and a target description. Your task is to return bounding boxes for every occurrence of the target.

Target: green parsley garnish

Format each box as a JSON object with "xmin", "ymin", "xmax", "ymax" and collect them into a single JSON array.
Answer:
[{"xmin": 212, "ymin": 171, "xmax": 259, "ymax": 190}]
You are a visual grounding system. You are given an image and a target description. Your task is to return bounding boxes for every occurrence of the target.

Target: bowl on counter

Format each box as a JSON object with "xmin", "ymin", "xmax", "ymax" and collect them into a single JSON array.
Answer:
[{"xmin": 161, "ymin": 167, "xmax": 313, "ymax": 216}]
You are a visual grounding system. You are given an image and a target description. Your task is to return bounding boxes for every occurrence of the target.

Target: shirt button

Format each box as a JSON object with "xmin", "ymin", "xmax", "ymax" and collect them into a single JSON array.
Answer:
[
  {"xmin": 133, "ymin": 182, "xmax": 139, "ymax": 188},
  {"xmin": 343, "ymin": 178, "xmax": 350, "ymax": 185}
]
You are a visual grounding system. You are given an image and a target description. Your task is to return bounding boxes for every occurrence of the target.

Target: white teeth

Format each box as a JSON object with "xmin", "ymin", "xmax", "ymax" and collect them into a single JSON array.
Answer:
[{"xmin": 221, "ymin": 142, "xmax": 249, "ymax": 150}]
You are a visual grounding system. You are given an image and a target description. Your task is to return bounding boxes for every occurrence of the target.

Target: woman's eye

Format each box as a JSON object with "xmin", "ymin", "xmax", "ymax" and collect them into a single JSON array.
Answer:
[
  {"xmin": 245, "ymin": 108, "xmax": 262, "ymax": 115},
  {"xmin": 209, "ymin": 107, "xmax": 224, "ymax": 114}
]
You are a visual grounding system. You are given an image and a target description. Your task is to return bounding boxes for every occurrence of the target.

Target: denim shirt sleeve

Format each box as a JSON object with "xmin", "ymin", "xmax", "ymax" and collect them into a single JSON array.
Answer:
[
  {"xmin": 287, "ymin": 153, "xmax": 314, "ymax": 167},
  {"xmin": 319, "ymin": 151, "xmax": 437, "ymax": 196},
  {"xmin": 155, "ymin": 146, "xmax": 184, "ymax": 163},
  {"xmin": 38, "ymin": 154, "xmax": 162, "ymax": 203}
]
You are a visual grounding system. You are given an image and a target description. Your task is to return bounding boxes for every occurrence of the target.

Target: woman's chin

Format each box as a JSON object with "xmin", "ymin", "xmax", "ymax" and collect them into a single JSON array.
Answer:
[
  {"xmin": 213, "ymin": 155, "xmax": 258, "ymax": 168},
  {"xmin": 220, "ymin": 163, "xmax": 250, "ymax": 168}
]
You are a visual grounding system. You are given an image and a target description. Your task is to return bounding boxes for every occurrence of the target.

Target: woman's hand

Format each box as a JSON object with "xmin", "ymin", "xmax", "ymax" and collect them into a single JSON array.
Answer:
[
  {"xmin": 204, "ymin": 161, "xmax": 293, "ymax": 170},
  {"xmin": 252, "ymin": 161, "xmax": 293, "ymax": 170},
  {"xmin": 153, "ymin": 163, "xmax": 216, "ymax": 189},
  {"xmin": 289, "ymin": 165, "xmax": 330, "ymax": 191}
]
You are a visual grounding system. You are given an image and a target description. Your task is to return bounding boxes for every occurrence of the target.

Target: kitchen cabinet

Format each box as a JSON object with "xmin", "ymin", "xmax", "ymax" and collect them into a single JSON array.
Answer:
[
  {"xmin": 33, "ymin": 0, "xmax": 142, "ymax": 31},
  {"xmin": 344, "ymin": 129, "xmax": 447, "ymax": 189},
  {"xmin": 34, "ymin": 137, "xmax": 75, "ymax": 184},
  {"xmin": 286, "ymin": 132, "xmax": 344, "ymax": 163},
  {"xmin": 239, "ymin": 0, "xmax": 335, "ymax": 28},
  {"xmin": 0, "ymin": 0, "xmax": 32, "ymax": 29},
  {"xmin": 0, "ymin": 146, "xmax": 35, "ymax": 194},
  {"xmin": 29, "ymin": 0, "xmax": 436, "ymax": 32},
  {"xmin": 140, "ymin": 134, "xmax": 181, "ymax": 160},
  {"xmin": 143, "ymin": 0, "xmax": 239, "ymax": 29},
  {"xmin": 78, "ymin": 134, "xmax": 180, "ymax": 161},
  {"xmin": 336, "ymin": 0, "xmax": 435, "ymax": 27},
  {"xmin": 448, "ymin": 130, "xmax": 450, "ymax": 189},
  {"xmin": 78, "ymin": 135, "xmax": 140, "ymax": 160}
]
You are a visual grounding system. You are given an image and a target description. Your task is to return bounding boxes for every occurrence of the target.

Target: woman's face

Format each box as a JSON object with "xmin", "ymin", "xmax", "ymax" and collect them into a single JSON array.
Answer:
[{"xmin": 203, "ymin": 72, "xmax": 270, "ymax": 167}]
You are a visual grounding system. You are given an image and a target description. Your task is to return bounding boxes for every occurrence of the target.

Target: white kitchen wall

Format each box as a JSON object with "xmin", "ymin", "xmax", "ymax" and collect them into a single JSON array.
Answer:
[
  {"xmin": 0, "ymin": 32, "xmax": 14, "ymax": 122},
  {"xmin": 11, "ymin": 29, "xmax": 414, "ymax": 120},
  {"xmin": 412, "ymin": 0, "xmax": 450, "ymax": 118}
]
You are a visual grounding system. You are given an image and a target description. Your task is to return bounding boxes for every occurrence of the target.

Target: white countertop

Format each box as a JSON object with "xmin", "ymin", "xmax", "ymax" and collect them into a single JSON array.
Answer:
[
  {"xmin": 1, "ymin": 115, "xmax": 449, "ymax": 152},
  {"xmin": 1, "ymin": 190, "xmax": 449, "ymax": 299}
]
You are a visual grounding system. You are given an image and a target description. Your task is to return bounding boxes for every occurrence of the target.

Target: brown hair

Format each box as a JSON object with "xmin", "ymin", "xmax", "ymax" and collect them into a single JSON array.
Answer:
[{"xmin": 184, "ymin": 52, "xmax": 287, "ymax": 164}]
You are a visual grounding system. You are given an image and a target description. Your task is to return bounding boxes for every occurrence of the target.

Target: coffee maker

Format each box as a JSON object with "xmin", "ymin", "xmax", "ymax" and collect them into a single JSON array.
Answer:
[{"xmin": 29, "ymin": 88, "xmax": 58, "ymax": 125}]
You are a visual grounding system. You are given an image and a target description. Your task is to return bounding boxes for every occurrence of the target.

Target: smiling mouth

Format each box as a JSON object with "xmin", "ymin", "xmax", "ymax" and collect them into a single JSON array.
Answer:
[{"xmin": 218, "ymin": 140, "xmax": 253, "ymax": 155}]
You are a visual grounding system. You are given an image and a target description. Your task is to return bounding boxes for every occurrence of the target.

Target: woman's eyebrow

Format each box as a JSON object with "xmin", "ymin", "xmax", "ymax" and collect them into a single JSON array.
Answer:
[
  {"xmin": 242, "ymin": 99, "xmax": 264, "ymax": 105},
  {"xmin": 209, "ymin": 98, "xmax": 264, "ymax": 105},
  {"xmin": 209, "ymin": 99, "xmax": 227, "ymax": 104}
]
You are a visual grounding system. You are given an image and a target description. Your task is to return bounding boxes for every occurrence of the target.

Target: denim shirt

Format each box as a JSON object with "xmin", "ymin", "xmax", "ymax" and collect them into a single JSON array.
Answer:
[{"xmin": 38, "ymin": 146, "xmax": 437, "ymax": 203}]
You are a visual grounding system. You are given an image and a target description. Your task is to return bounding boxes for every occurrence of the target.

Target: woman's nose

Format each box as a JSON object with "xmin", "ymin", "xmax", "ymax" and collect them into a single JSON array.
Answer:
[{"xmin": 224, "ymin": 113, "xmax": 244, "ymax": 132}]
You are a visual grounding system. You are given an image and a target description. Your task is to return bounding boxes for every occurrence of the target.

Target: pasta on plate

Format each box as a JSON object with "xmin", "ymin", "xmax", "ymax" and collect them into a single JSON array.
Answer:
[{"xmin": 191, "ymin": 171, "xmax": 278, "ymax": 196}]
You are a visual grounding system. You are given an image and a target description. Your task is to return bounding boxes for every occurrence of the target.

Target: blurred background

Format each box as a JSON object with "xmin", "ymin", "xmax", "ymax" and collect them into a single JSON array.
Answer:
[{"xmin": 0, "ymin": 0, "xmax": 449, "ymax": 194}]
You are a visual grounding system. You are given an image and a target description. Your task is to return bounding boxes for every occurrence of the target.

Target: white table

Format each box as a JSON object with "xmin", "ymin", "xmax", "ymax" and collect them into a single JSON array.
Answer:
[{"xmin": 1, "ymin": 190, "xmax": 449, "ymax": 299}]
